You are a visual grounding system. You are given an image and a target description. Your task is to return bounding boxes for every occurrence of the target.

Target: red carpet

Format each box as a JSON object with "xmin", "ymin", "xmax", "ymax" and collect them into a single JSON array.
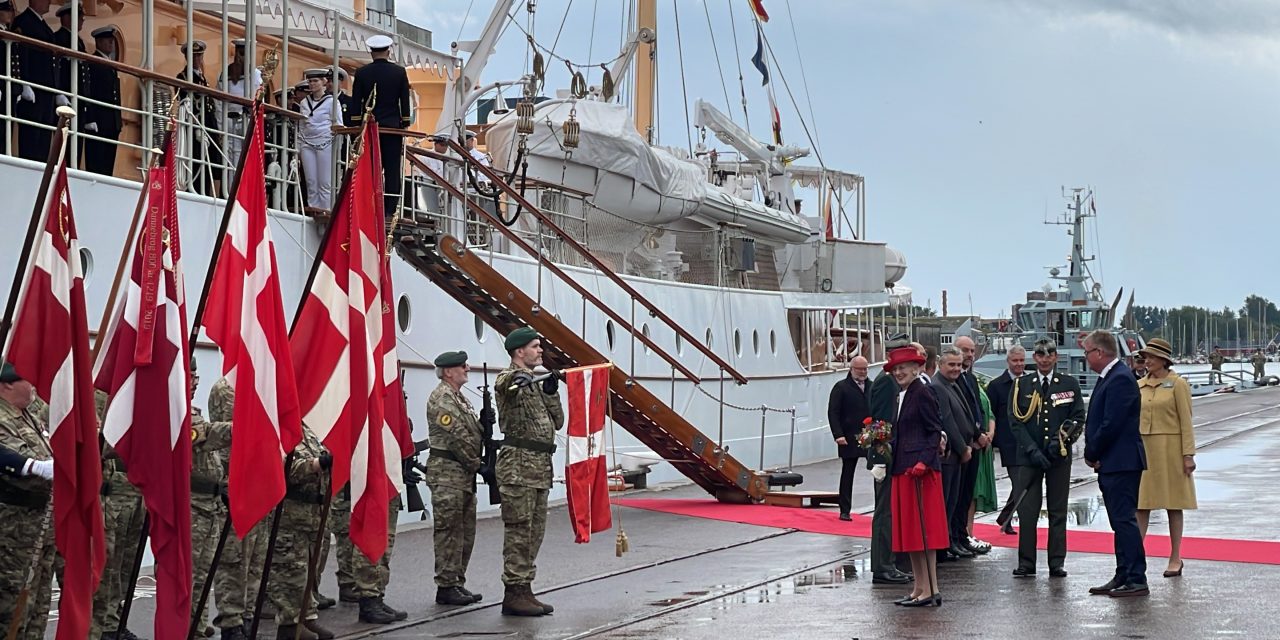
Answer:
[{"xmin": 613, "ymin": 498, "xmax": 1280, "ymax": 566}]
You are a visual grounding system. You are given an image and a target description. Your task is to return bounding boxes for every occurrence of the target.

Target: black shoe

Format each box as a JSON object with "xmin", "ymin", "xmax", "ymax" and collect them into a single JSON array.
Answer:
[
  {"xmin": 872, "ymin": 571, "xmax": 911, "ymax": 585},
  {"xmin": 1049, "ymin": 568, "xmax": 1068, "ymax": 578},
  {"xmin": 966, "ymin": 537, "xmax": 992, "ymax": 554},
  {"xmin": 119, "ymin": 631, "xmax": 143, "ymax": 640},
  {"xmin": 948, "ymin": 543, "xmax": 975, "ymax": 559},
  {"xmin": 303, "ymin": 619, "xmax": 335, "ymax": 640},
  {"xmin": 457, "ymin": 586, "xmax": 483, "ymax": 603},
  {"xmin": 379, "ymin": 599, "xmax": 409, "ymax": 621},
  {"xmin": 1089, "ymin": 578, "xmax": 1123, "ymax": 595},
  {"xmin": 1012, "ymin": 567, "xmax": 1036, "ymax": 578},
  {"xmin": 338, "ymin": 584, "xmax": 359, "ymax": 603},
  {"xmin": 1108, "ymin": 583, "xmax": 1150, "ymax": 598},
  {"xmin": 937, "ymin": 550, "xmax": 956, "ymax": 563},
  {"xmin": 892, "ymin": 594, "xmax": 917, "ymax": 604},
  {"xmin": 220, "ymin": 626, "xmax": 248, "ymax": 640},
  {"xmin": 838, "ymin": 512, "xmax": 852, "ymax": 521},
  {"xmin": 358, "ymin": 597, "xmax": 397, "ymax": 624},
  {"xmin": 315, "ymin": 592, "xmax": 337, "ymax": 610},
  {"xmin": 900, "ymin": 593, "xmax": 941, "ymax": 607},
  {"xmin": 1001, "ymin": 522, "xmax": 1016, "ymax": 535},
  {"xmin": 436, "ymin": 586, "xmax": 475, "ymax": 606}
]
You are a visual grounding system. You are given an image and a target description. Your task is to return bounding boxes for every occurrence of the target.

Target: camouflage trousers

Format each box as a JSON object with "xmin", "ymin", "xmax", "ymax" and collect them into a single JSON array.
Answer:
[
  {"xmin": 91, "ymin": 471, "xmax": 145, "ymax": 638},
  {"xmin": 190, "ymin": 495, "xmax": 226, "ymax": 626},
  {"xmin": 431, "ymin": 486, "xmax": 476, "ymax": 589},
  {"xmin": 322, "ymin": 489, "xmax": 354, "ymax": 593},
  {"xmin": 325, "ymin": 490, "xmax": 401, "ymax": 598},
  {"xmin": 500, "ymin": 485, "xmax": 548, "ymax": 586},
  {"xmin": 0, "ymin": 503, "xmax": 56, "ymax": 640},
  {"xmin": 213, "ymin": 515, "xmax": 268, "ymax": 630},
  {"xmin": 266, "ymin": 500, "xmax": 321, "ymax": 625}
]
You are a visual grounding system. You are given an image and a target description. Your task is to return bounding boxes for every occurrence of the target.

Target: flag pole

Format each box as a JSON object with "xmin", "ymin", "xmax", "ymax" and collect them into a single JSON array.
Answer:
[
  {"xmin": 294, "ymin": 475, "xmax": 333, "ymax": 640},
  {"xmin": 247, "ymin": 452, "xmax": 294, "ymax": 640},
  {"xmin": 187, "ymin": 102, "xmax": 260, "ymax": 349},
  {"xmin": 186, "ymin": 513, "xmax": 232, "ymax": 640},
  {"xmin": 0, "ymin": 106, "xmax": 76, "ymax": 356},
  {"xmin": 113, "ymin": 513, "xmax": 150, "ymax": 636}
]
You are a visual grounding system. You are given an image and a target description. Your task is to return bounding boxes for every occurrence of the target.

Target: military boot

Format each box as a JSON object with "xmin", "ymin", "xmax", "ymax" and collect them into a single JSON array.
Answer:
[
  {"xmin": 378, "ymin": 599, "xmax": 408, "ymax": 621},
  {"xmin": 358, "ymin": 597, "xmax": 397, "ymax": 624},
  {"xmin": 303, "ymin": 619, "xmax": 335, "ymax": 640},
  {"xmin": 315, "ymin": 591, "xmax": 337, "ymax": 610},
  {"xmin": 458, "ymin": 586, "xmax": 483, "ymax": 603},
  {"xmin": 524, "ymin": 585, "xmax": 554, "ymax": 614},
  {"xmin": 501, "ymin": 584, "xmax": 545, "ymax": 616},
  {"xmin": 220, "ymin": 625, "xmax": 248, "ymax": 640},
  {"xmin": 274, "ymin": 624, "xmax": 318, "ymax": 640},
  {"xmin": 436, "ymin": 586, "xmax": 474, "ymax": 606},
  {"xmin": 338, "ymin": 584, "xmax": 358, "ymax": 603}
]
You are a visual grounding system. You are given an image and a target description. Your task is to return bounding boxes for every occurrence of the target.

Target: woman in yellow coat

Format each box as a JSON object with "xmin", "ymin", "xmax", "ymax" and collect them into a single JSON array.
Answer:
[{"xmin": 1135, "ymin": 338, "xmax": 1197, "ymax": 578}]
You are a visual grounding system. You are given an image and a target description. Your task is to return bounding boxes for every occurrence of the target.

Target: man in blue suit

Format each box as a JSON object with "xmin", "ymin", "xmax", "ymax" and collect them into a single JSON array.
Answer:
[{"xmin": 1082, "ymin": 330, "xmax": 1149, "ymax": 597}]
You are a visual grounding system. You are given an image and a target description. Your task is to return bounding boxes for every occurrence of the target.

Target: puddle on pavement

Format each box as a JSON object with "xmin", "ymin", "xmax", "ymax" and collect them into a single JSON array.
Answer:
[{"xmin": 646, "ymin": 556, "xmax": 866, "ymax": 608}]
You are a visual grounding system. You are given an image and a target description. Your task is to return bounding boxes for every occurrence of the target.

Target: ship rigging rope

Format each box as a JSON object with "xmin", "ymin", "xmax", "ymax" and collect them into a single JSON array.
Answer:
[
  {"xmin": 505, "ymin": 10, "xmax": 628, "ymax": 74},
  {"xmin": 783, "ymin": 0, "xmax": 822, "ymax": 155},
  {"xmin": 760, "ymin": 26, "xmax": 827, "ymax": 170},
  {"xmin": 584, "ymin": 0, "xmax": 599, "ymax": 85},
  {"xmin": 726, "ymin": 0, "xmax": 751, "ymax": 129},
  {"xmin": 672, "ymin": 0, "xmax": 693, "ymax": 154},
  {"xmin": 702, "ymin": 1, "xmax": 734, "ymax": 117}
]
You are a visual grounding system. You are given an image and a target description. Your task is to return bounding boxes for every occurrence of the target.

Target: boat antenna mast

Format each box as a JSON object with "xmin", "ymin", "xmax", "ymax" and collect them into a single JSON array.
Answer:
[{"xmin": 1044, "ymin": 186, "xmax": 1099, "ymax": 303}]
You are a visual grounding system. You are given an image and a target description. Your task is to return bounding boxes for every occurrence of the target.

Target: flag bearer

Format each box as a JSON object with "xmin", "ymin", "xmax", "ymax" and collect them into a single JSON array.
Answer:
[
  {"xmin": 427, "ymin": 351, "xmax": 485, "ymax": 606},
  {"xmin": 210, "ymin": 379, "xmax": 265, "ymax": 640},
  {"xmin": 265, "ymin": 427, "xmax": 334, "ymax": 640},
  {"xmin": 495, "ymin": 328, "xmax": 563, "ymax": 617},
  {"xmin": 189, "ymin": 359, "xmax": 232, "ymax": 637},
  {"xmin": 299, "ymin": 68, "xmax": 338, "ymax": 210},
  {"xmin": 92, "ymin": 386, "xmax": 147, "ymax": 640}
]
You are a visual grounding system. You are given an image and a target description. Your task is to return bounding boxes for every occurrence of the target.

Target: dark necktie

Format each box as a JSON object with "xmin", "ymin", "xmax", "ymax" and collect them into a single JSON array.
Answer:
[{"xmin": 1041, "ymin": 376, "xmax": 1050, "ymax": 397}]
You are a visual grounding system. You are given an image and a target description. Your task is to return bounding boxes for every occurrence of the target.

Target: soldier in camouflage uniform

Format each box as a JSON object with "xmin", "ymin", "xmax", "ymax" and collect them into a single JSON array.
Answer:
[
  {"xmin": 426, "ymin": 351, "xmax": 485, "ymax": 606},
  {"xmin": 209, "ymin": 378, "xmax": 267, "ymax": 640},
  {"xmin": 1208, "ymin": 348, "xmax": 1224, "ymax": 384},
  {"xmin": 347, "ymin": 490, "xmax": 406, "ymax": 625},
  {"xmin": 1252, "ymin": 350, "xmax": 1268, "ymax": 382},
  {"xmin": 265, "ymin": 426, "xmax": 333, "ymax": 640},
  {"xmin": 90, "ymin": 386, "xmax": 147, "ymax": 640},
  {"xmin": 0, "ymin": 362, "xmax": 56, "ymax": 640},
  {"xmin": 189, "ymin": 363, "xmax": 232, "ymax": 637},
  {"xmin": 495, "ymin": 328, "xmax": 564, "ymax": 617},
  {"xmin": 323, "ymin": 488, "xmax": 355, "ymax": 603}
]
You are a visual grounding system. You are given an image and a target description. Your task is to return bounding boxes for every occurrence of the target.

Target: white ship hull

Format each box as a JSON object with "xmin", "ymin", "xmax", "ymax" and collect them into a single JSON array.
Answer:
[{"xmin": 0, "ymin": 154, "xmax": 856, "ymax": 517}]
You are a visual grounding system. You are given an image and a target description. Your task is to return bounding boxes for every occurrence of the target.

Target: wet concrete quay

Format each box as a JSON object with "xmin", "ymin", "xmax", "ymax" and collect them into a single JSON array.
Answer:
[{"xmin": 51, "ymin": 387, "xmax": 1280, "ymax": 639}]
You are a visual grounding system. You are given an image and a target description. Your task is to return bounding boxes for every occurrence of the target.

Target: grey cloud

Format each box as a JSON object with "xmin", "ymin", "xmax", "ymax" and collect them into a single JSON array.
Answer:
[{"xmin": 1003, "ymin": 0, "xmax": 1280, "ymax": 39}]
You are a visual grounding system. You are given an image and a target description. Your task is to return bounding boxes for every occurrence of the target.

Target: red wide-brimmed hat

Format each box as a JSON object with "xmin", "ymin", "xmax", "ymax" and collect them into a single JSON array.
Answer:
[{"xmin": 886, "ymin": 346, "xmax": 925, "ymax": 370}]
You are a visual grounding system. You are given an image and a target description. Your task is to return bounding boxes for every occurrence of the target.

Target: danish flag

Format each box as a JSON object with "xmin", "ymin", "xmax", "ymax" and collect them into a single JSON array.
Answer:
[{"xmin": 564, "ymin": 363, "xmax": 613, "ymax": 543}]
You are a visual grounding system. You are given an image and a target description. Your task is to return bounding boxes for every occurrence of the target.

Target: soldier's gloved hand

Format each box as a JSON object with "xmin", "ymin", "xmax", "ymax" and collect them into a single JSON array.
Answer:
[
  {"xmin": 55, "ymin": 94, "xmax": 70, "ymax": 108},
  {"xmin": 219, "ymin": 484, "xmax": 231, "ymax": 508},
  {"xmin": 23, "ymin": 458, "xmax": 53, "ymax": 480},
  {"xmin": 318, "ymin": 452, "xmax": 333, "ymax": 471},
  {"xmin": 541, "ymin": 374, "xmax": 559, "ymax": 395},
  {"xmin": 1027, "ymin": 446, "xmax": 1051, "ymax": 470},
  {"xmin": 511, "ymin": 371, "xmax": 535, "ymax": 389},
  {"xmin": 479, "ymin": 407, "xmax": 496, "ymax": 425},
  {"xmin": 20, "ymin": 85, "xmax": 35, "ymax": 103},
  {"xmin": 476, "ymin": 464, "xmax": 493, "ymax": 480},
  {"xmin": 85, "ymin": 122, "xmax": 98, "ymax": 133},
  {"xmin": 403, "ymin": 465, "xmax": 424, "ymax": 485}
]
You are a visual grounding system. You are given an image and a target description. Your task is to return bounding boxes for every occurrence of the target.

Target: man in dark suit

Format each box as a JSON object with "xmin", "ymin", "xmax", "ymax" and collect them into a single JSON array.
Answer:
[
  {"xmin": 828, "ymin": 356, "xmax": 870, "ymax": 521},
  {"xmin": 0, "ymin": 0, "xmax": 18, "ymax": 155},
  {"xmin": 52, "ymin": 3, "xmax": 85, "ymax": 100},
  {"xmin": 1082, "ymin": 330, "xmax": 1148, "ymax": 597},
  {"xmin": 79, "ymin": 25, "xmax": 121, "ymax": 176},
  {"xmin": 985, "ymin": 344, "xmax": 1025, "ymax": 534},
  {"xmin": 954, "ymin": 335, "xmax": 991, "ymax": 553},
  {"xmin": 12, "ymin": 0, "xmax": 57, "ymax": 161},
  {"xmin": 1009, "ymin": 339, "xmax": 1084, "ymax": 578},
  {"xmin": 352, "ymin": 34, "xmax": 412, "ymax": 217},
  {"xmin": 866, "ymin": 335, "xmax": 912, "ymax": 585},
  {"xmin": 930, "ymin": 346, "xmax": 976, "ymax": 560}
]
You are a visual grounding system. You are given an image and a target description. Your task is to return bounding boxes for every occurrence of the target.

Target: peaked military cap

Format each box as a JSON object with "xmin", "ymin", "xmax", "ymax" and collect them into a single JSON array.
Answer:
[
  {"xmin": 433, "ymin": 351, "xmax": 468, "ymax": 368},
  {"xmin": 56, "ymin": 3, "xmax": 79, "ymax": 17},
  {"xmin": 366, "ymin": 34, "xmax": 393, "ymax": 50},
  {"xmin": 231, "ymin": 38, "xmax": 246, "ymax": 49},
  {"xmin": 91, "ymin": 24, "xmax": 119, "ymax": 38},
  {"xmin": 504, "ymin": 327, "xmax": 539, "ymax": 352},
  {"xmin": 181, "ymin": 40, "xmax": 206, "ymax": 54},
  {"xmin": 293, "ymin": 80, "xmax": 309, "ymax": 92},
  {"xmin": 303, "ymin": 68, "xmax": 333, "ymax": 80},
  {"xmin": 464, "ymin": 130, "xmax": 478, "ymax": 139},
  {"xmin": 0, "ymin": 2, "xmax": 15, "ymax": 12},
  {"xmin": 0, "ymin": 361, "xmax": 21, "ymax": 384}
]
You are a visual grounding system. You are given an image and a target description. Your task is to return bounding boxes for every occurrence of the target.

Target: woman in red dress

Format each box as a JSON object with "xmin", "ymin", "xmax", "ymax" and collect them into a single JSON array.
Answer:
[{"xmin": 887, "ymin": 346, "xmax": 949, "ymax": 607}]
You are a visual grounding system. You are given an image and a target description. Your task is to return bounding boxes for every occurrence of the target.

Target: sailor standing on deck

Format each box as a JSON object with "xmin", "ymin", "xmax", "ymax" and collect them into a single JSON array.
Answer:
[
  {"xmin": 11, "ymin": 0, "xmax": 58, "ymax": 161},
  {"xmin": 0, "ymin": 0, "xmax": 19, "ymax": 155},
  {"xmin": 80, "ymin": 25, "xmax": 122, "ymax": 176},
  {"xmin": 176, "ymin": 40, "xmax": 223, "ymax": 196},
  {"xmin": 52, "ymin": 3, "xmax": 86, "ymax": 108},
  {"xmin": 351, "ymin": 34, "xmax": 412, "ymax": 217},
  {"xmin": 216, "ymin": 39, "xmax": 263, "ymax": 170},
  {"xmin": 299, "ymin": 68, "xmax": 338, "ymax": 210}
]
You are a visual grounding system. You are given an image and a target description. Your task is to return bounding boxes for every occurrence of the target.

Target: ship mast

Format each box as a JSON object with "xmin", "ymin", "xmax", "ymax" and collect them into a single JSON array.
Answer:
[
  {"xmin": 1046, "ymin": 188, "xmax": 1095, "ymax": 303},
  {"xmin": 633, "ymin": 0, "xmax": 657, "ymax": 142}
]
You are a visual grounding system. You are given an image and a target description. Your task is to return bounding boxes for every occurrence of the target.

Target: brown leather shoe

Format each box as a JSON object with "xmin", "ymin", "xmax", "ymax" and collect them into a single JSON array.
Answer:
[
  {"xmin": 303, "ymin": 619, "xmax": 334, "ymax": 640},
  {"xmin": 524, "ymin": 585, "xmax": 554, "ymax": 615},
  {"xmin": 501, "ymin": 584, "xmax": 546, "ymax": 616}
]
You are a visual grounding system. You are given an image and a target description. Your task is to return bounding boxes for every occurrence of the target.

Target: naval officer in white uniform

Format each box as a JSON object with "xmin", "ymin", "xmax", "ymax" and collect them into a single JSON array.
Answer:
[{"xmin": 299, "ymin": 67, "xmax": 339, "ymax": 210}]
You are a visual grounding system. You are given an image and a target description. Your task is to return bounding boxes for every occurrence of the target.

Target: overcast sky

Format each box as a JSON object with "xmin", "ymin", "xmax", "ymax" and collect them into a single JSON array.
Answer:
[{"xmin": 401, "ymin": 0, "xmax": 1280, "ymax": 318}]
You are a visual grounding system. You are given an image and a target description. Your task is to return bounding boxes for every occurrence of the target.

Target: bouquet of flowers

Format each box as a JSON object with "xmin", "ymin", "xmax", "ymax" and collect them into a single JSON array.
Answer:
[{"xmin": 856, "ymin": 417, "xmax": 893, "ymax": 459}]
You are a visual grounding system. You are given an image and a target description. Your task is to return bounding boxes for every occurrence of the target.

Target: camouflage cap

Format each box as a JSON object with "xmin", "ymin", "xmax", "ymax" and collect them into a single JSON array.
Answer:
[
  {"xmin": 1033, "ymin": 337, "xmax": 1057, "ymax": 355},
  {"xmin": 0, "ymin": 361, "xmax": 20, "ymax": 384},
  {"xmin": 504, "ymin": 326, "xmax": 539, "ymax": 352},
  {"xmin": 433, "ymin": 350, "xmax": 468, "ymax": 368}
]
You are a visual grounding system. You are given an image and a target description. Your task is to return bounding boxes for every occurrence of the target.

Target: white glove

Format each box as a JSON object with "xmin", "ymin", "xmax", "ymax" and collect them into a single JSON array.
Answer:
[
  {"xmin": 871, "ymin": 464, "xmax": 886, "ymax": 482},
  {"xmin": 21, "ymin": 85, "xmax": 35, "ymax": 103},
  {"xmin": 55, "ymin": 94, "xmax": 70, "ymax": 107},
  {"xmin": 85, "ymin": 122, "xmax": 98, "ymax": 133},
  {"xmin": 23, "ymin": 458, "xmax": 53, "ymax": 481}
]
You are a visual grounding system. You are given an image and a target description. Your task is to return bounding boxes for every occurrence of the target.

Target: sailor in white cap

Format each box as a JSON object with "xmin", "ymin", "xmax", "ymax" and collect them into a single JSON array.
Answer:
[
  {"xmin": 176, "ymin": 39, "xmax": 223, "ymax": 196},
  {"xmin": 352, "ymin": 32, "xmax": 412, "ymax": 216},
  {"xmin": 216, "ymin": 38, "xmax": 264, "ymax": 171},
  {"xmin": 298, "ymin": 68, "xmax": 339, "ymax": 210},
  {"xmin": 81, "ymin": 24, "xmax": 124, "ymax": 176}
]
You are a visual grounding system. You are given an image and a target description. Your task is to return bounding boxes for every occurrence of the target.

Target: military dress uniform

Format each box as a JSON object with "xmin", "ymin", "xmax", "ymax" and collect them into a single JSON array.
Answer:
[
  {"xmin": 190, "ymin": 405, "xmax": 232, "ymax": 630},
  {"xmin": 426, "ymin": 351, "xmax": 485, "ymax": 605},
  {"xmin": 495, "ymin": 328, "xmax": 564, "ymax": 616},
  {"xmin": 176, "ymin": 42, "xmax": 223, "ymax": 196},
  {"xmin": 266, "ymin": 427, "xmax": 331, "ymax": 640},
  {"xmin": 0, "ymin": 366, "xmax": 56, "ymax": 640},
  {"xmin": 351, "ymin": 35, "xmax": 412, "ymax": 216},
  {"xmin": 12, "ymin": 3, "xmax": 58, "ymax": 161},
  {"xmin": 81, "ymin": 27, "xmax": 123, "ymax": 176},
  {"xmin": 52, "ymin": 10, "xmax": 87, "ymax": 96},
  {"xmin": 1008, "ymin": 368, "xmax": 1085, "ymax": 576}
]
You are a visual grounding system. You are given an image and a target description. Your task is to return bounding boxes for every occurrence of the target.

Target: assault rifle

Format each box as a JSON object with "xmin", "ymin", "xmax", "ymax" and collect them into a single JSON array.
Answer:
[
  {"xmin": 479, "ymin": 364, "xmax": 501, "ymax": 505},
  {"xmin": 403, "ymin": 437, "xmax": 430, "ymax": 513}
]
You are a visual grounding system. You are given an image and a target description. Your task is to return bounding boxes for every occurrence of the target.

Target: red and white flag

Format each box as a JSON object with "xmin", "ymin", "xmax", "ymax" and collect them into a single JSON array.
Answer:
[
  {"xmin": 4, "ymin": 153, "xmax": 105, "ymax": 640},
  {"xmin": 565, "ymin": 363, "xmax": 612, "ymax": 543},
  {"xmin": 291, "ymin": 120, "xmax": 410, "ymax": 562},
  {"xmin": 93, "ymin": 134, "xmax": 192, "ymax": 640},
  {"xmin": 203, "ymin": 105, "xmax": 302, "ymax": 538}
]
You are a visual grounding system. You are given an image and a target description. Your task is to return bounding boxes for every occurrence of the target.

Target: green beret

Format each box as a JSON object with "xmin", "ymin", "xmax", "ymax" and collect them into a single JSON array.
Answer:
[
  {"xmin": 504, "ymin": 327, "xmax": 539, "ymax": 352},
  {"xmin": 433, "ymin": 350, "xmax": 468, "ymax": 368},
  {"xmin": 0, "ymin": 361, "xmax": 20, "ymax": 384}
]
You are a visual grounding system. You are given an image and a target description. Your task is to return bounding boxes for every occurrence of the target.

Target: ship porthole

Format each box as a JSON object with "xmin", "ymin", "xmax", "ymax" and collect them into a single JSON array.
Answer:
[
  {"xmin": 705, "ymin": 328, "xmax": 714, "ymax": 349},
  {"xmin": 641, "ymin": 323, "xmax": 651, "ymax": 354},
  {"xmin": 606, "ymin": 320, "xmax": 616, "ymax": 351},
  {"xmin": 770, "ymin": 330, "xmax": 777, "ymax": 355},
  {"xmin": 396, "ymin": 295, "xmax": 412, "ymax": 334},
  {"xmin": 474, "ymin": 316, "xmax": 486, "ymax": 343},
  {"xmin": 734, "ymin": 330, "xmax": 742, "ymax": 357},
  {"xmin": 78, "ymin": 247, "xmax": 94, "ymax": 285},
  {"xmin": 753, "ymin": 330, "xmax": 760, "ymax": 356}
]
